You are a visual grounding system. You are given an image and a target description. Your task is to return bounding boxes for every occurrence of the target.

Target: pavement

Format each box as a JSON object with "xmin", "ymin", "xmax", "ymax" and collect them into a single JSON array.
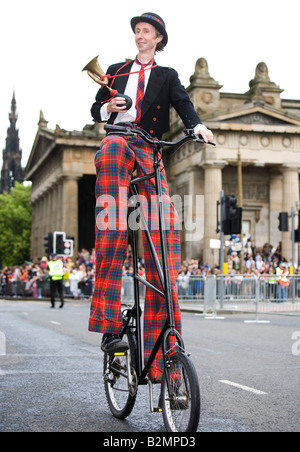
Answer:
[{"xmin": 0, "ymin": 299, "xmax": 299, "ymax": 432}]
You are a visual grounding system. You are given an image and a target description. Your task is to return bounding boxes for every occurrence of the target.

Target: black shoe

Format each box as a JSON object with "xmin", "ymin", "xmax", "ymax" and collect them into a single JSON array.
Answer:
[
  {"xmin": 59, "ymin": 303, "xmax": 64, "ymax": 309},
  {"xmin": 101, "ymin": 334, "xmax": 129, "ymax": 354}
]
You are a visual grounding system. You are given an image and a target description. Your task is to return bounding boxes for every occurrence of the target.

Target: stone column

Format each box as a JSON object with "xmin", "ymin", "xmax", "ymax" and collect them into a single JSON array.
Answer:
[
  {"xmin": 30, "ymin": 199, "xmax": 38, "ymax": 259},
  {"xmin": 62, "ymin": 176, "xmax": 80, "ymax": 256},
  {"xmin": 43, "ymin": 192, "xmax": 50, "ymax": 236},
  {"xmin": 184, "ymin": 167, "xmax": 204, "ymax": 260},
  {"xmin": 282, "ymin": 165, "xmax": 299, "ymax": 263},
  {"xmin": 50, "ymin": 183, "xmax": 59, "ymax": 232},
  {"xmin": 56, "ymin": 180, "xmax": 63, "ymax": 230},
  {"xmin": 203, "ymin": 161, "xmax": 227, "ymax": 264},
  {"xmin": 37, "ymin": 198, "xmax": 44, "ymax": 256},
  {"xmin": 269, "ymin": 170, "xmax": 282, "ymax": 246}
]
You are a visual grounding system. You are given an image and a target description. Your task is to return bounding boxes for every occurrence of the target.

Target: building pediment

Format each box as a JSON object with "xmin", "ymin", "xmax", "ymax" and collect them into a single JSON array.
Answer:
[
  {"xmin": 221, "ymin": 111, "xmax": 292, "ymax": 126},
  {"xmin": 25, "ymin": 129, "xmax": 56, "ymax": 180},
  {"xmin": 209, "ymin": 102, "xmax": 300, "ymax": 127}
]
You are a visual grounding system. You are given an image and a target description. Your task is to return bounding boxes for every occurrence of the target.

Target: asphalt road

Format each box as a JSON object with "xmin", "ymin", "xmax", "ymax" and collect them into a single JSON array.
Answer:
[{"xmin": 0, "ymin": 299, "xmax": 299, "ymax": 432}]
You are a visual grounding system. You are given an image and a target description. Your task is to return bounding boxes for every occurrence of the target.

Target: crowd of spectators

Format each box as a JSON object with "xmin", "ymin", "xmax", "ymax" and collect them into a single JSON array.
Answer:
[
  {"xmin": 1, "ymin": 235, "xmax": 300, "ymax": 299},
  {"xmin": 0, "ymin": 245, "xmax": 146, "ymax": 299},
  {"xmin": 0, "ymin": 249, "xmax": 96, "ymax": 299},
  {"xmin": 179, "ymin": 235, "xmax": 300, "ymax": 277},
  {"xmin": 176, "ymin": 235, "xmax": 300, "ymax": 299}
]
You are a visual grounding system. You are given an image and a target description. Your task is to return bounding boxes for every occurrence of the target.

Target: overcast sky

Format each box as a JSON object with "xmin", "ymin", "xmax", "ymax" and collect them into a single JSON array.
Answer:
[{"xmin": 0, "ymin": 0, "xmax": 299, "ymax": 168}]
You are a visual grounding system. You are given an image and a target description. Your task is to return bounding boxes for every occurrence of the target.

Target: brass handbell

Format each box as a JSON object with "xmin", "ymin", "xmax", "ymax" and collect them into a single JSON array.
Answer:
[{"xmin": 82, "ymin": 55, "xmax": 133, "ymax": 110}]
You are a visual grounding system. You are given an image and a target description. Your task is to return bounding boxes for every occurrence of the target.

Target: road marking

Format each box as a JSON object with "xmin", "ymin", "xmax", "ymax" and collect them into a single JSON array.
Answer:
[
  {"xmin": 50, "ymin": 321, "xmax": 61, "ymax": 326},
  {"xmin": 0, "ymin": 332, "xmax": 6, "ymax": 356},
  {"xmin": 219, "ymin": 380, "xmax": 267, "ymax": 395}
]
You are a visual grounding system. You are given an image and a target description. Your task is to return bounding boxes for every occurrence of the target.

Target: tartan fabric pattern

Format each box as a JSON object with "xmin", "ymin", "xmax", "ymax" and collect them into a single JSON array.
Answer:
[
  {"xmin": 134, "ymin": 60, "xmax": 146, "ymax": 124},
  {"xmin": 89, "ymin": 134, "xmax": 182, "ymax": 382}
]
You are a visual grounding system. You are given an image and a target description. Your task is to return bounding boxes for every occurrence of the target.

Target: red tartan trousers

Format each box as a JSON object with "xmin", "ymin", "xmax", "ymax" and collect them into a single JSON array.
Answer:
[{"xmin": 89, "ymin": 134, "xmax": 182, "ymax": 382}]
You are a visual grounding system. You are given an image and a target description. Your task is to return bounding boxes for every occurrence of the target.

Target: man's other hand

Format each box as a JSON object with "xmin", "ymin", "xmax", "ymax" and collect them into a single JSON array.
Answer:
[{"xmin": 194, "ymin": 124, "xmax": 214, "ymax": 143}]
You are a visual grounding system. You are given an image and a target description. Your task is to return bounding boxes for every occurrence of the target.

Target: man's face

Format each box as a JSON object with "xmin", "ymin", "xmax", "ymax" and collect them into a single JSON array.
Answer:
[{"xmin": 135, "ymin": 22, "xmax": 163, "ymax": 53}]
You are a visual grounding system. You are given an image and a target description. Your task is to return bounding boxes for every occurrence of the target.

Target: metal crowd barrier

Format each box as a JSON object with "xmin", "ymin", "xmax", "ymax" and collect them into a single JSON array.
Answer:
[
  {"xmin": 216, "ymin": 274, "xmax": 257, "ymax": 313},
  {"xmin": 177, "ymin": 274, "xmax": 205, "ymax": 302},
  {"xmin": 121, "ymin": 276, "xmax": 146, "ymax": 302},
  {"xmin": 0, "ymin": 280, "xmax": 51, "ymax": 298},
  {"xmin": 256, "ymin": 274, "xmax": 300, "ymax": 315},
  {"xmin": 178, "ymin": 274, "xmax": 300, "ymax": 315},
  {"xmin": 0, "ymin": 278, "xmax": 93, "ymax": 299},
  {"xmin": 192, "ymin": 274, "xmax": 300, "ymax": 316},
  {"xmin": 120, "ymin": 273, "xmax": 300, "ymax": 315},
  {"xmin": 2, "ymin": 274, "xmax": 300, "ymax": 316}
]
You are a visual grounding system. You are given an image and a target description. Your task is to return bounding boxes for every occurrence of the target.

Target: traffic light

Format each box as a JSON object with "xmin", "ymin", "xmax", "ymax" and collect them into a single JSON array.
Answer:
[
  {"xmin": 62, "ymin": 239, "xmax": 74, "ymax": 257},
  {"xmin": 221, "ymin": 196, "xmax": 242, "ymax": 235},
  {"xmin": 43, "ymin": 232, "xmax": 53, "ymax": 255},
  {"xmin": 53, "ymin": 231, "xmax": 74, "ymax": 257},
  {"xmin": 231, "ymin": 207, "xmax": 242, "ymax": 234},
  {"xmin": 278, "ymin": 212, "xmax": 289, "ymax": 232},
  {"xmin": 54, "ymin": 232, "xmax": 65, "ymax": 255}
]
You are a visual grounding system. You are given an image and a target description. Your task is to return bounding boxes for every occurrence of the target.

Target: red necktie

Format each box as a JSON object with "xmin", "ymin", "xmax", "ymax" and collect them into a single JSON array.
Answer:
[{"xmin": 135, "ymin": 59, "xmax": 146, "ymax": 124}]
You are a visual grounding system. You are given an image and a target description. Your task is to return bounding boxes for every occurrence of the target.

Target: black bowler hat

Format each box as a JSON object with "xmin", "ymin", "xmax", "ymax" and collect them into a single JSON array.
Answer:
[{"xmin": 131, "ymin": 12, "xmax": 168, "ymax": 46}]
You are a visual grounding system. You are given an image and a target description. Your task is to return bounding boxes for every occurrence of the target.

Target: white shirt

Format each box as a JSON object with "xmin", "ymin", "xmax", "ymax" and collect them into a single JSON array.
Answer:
[
  {"xmin": 100, "ymin": 59, "xmax": 153, "ymax": 123},
  {"xmin": 100, "ymin": 58, "xmax": 203, "ymax": 134}
]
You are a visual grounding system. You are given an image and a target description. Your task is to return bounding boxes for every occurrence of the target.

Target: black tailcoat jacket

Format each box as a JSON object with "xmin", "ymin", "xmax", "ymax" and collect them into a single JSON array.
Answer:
[{"xmin": 91, "ymin": 61, "xmax": 202, "ymax": 140}]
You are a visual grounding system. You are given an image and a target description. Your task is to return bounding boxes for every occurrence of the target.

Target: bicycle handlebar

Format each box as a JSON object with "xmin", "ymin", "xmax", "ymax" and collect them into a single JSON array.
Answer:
[{"xmin": 104, "ymin": 123, "xmax": 216, "ymax": 150}]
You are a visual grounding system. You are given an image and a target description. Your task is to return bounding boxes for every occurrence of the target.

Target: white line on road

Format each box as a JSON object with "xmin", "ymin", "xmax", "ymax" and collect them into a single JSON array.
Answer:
[
  {"xmin": 50, "ymin": 321, "xmax": 61, "ymax": 326},
  {"xmin": 0, "ymin": 332, "xmax": 6, "ymax": 356},
  {"xmin": 219, "ymin": 380, "xmax": 267, "ymax": 395}
]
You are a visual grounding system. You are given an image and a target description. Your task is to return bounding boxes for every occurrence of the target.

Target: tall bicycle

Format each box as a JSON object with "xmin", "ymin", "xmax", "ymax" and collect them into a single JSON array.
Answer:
[{"xmin": 102, "ymin": 123, "xmax": 215, "ymax": 432}]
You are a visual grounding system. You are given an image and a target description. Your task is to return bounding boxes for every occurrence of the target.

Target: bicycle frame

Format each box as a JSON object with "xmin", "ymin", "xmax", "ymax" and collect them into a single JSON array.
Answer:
[
  {"xmin": 121, "ymin": 143, "xmax": 184, "ymax": 386},
  {"xmin": 104, "ymin": 124, "xmax": 215, "ymax": 387}
]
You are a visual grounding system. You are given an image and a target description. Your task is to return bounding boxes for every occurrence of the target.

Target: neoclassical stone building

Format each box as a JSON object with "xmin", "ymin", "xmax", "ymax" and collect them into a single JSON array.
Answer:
[
  {"xmin": 25, "ymin": 60, "xmax": 300, "ymax": 263},
  {"xmin": 25, "ymin": 114, "xmax": 104, "ymax": 258},
  {"xmin": 166, "ymin": 60, "xmax": 300, "ymax": 263}
]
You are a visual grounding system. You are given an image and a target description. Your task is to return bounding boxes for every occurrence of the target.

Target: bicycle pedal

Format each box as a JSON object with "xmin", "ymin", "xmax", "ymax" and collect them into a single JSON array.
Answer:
[{"xmin": 154, "ymin": 407, "xmax": 163, "ymax": 413}]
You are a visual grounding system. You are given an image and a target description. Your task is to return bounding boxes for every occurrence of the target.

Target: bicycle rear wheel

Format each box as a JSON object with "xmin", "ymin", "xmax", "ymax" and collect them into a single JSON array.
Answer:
[
  {"xmin": 161, "ymin": 351, "xmax": 200, "ymax": 432},
  {"xmin": 103, "ymin": 330, "xmax": 137, "ymax": 419}
]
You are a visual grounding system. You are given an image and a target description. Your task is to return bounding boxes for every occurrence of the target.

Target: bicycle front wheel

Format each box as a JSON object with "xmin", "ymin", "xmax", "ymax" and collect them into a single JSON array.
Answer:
[{"xmin": 161, "ymin": 351, "xmax": 200, "ymax": 432}]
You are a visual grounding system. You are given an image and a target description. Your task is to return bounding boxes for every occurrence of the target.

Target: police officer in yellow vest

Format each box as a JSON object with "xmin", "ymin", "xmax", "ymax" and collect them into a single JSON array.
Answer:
[{"xmin": 48, "ymin": 254, "xmax": 64, "ymax": 308}]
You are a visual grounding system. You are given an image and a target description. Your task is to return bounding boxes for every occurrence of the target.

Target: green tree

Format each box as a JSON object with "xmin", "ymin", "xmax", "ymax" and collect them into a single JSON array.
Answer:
[{"xmin": 0, "ymin": 183, "xmax": 32, "ymax": 267}]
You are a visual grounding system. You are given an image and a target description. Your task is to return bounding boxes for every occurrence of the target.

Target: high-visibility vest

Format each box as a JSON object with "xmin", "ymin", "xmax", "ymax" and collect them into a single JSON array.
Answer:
[
  {"xmin": 276, "ymin": 267, "xmax": 282, "ymax": 281},
  {"xmin": 278, "ymin": 270, "xmax": 290, "ymax": 287},
  {"xmin": 268, "ymin": 274, "xmax": 276, "ymax": 284},
  {"xmin": 49, "ymin": 260, "xmax": 63, "ymax": 281}
]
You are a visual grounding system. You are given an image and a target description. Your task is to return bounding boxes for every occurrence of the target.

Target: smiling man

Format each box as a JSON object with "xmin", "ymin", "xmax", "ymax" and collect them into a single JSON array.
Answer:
[{"xmin": 89, "ymin": 12, "xmax": 213, "ymax": 383}]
